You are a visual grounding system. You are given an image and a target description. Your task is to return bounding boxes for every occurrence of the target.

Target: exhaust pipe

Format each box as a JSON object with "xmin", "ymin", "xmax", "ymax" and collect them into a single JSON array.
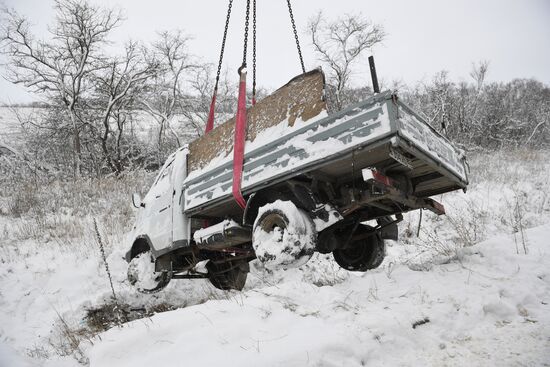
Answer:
[{"xmin": 368, "ymin": 56, "xmax": 380, "ymax": 94}]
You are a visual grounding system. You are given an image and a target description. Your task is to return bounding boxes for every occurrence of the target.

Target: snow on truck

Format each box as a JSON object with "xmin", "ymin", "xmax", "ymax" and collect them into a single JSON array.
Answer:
[{"xmin": 125, "ymin": 68, "xmax": 469, "ymax": 292}]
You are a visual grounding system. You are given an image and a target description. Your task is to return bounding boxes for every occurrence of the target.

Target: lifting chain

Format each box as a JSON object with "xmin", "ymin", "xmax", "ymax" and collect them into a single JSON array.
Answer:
[
  {"xmin": 252, "ymin": 0, "xmax": 257, "ymax": 102},
  {"xmin": 286, "ymin": 0, "xmax": 306, "ymax": 74},
  {"xmin": 215, "ymin": 0, "xmax": 234, "ymax": 90},
  {"xmin": 241, "ymin": 0, "xmax": 251, "ymax": 69}
]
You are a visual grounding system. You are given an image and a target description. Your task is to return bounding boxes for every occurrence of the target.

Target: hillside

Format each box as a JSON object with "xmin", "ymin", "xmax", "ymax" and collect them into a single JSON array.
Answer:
[{"xmin": 0, "ymin": 150, "xmax": 549, "ymax": 366}]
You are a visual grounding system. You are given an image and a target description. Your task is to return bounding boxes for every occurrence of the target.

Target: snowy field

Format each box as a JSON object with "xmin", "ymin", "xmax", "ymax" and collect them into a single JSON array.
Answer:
[{"xmin": 1, "ymin": 149, "xmax": 549, "ymax": 366}]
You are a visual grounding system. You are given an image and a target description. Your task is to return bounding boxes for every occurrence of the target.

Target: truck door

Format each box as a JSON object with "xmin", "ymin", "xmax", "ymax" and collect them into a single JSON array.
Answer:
[
  {"xmin": 171, "ymin": 147, "xmax": 190, "ymax": 247},
  {"xmin": 146, "ymin": 156, "xmax": 175, "ymax": 252}
]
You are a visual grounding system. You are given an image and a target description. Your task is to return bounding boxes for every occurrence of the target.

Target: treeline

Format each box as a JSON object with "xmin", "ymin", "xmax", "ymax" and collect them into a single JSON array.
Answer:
[
  {"xmin": 0, "ymin": 0, "xmax": 240, "ymax": 178},
  {"xmin": 337, "ymin": 63, "xmax": 550, "ymax": 151},
  {"xmin": 402, "ymin": 67, "xmax": 550, "ymax": 150},
  {"xmin": 1, "ymin": 1, "xmax": 548, "ymax": 181}
]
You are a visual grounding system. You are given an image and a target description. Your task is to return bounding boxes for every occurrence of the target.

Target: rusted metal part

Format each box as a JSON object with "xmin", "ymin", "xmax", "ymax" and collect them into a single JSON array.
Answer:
[
  {"xmin": 207, "ymin": 252, "xmax": 256, "ymax": 263},
  {"xmin": 342, "ymin": 178, "xmax": 446, "ymax": 218},
  {"xmin": 423, "ymin": 198, "xmax": 445, "ymax": 215},
  {"xmin": 172, "ymin": 273, "xmax": 208, "ymax": 279}
]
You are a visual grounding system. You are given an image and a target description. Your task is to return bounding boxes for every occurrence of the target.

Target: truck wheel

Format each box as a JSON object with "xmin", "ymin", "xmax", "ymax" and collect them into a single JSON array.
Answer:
[
  {"xmin": 252, "ymin": 200, "xmax": 316, "ymax": 269},
  {"xmin": 333, "ymin": 232, "xmax": 385, "ymax": 271},
  {"xmin": 127, "ymin": 251, "xmax": 172, "ymax": 293},
  {"xmin": 207, "ymin": 260, "xmax": 249, "ymax": 291}
]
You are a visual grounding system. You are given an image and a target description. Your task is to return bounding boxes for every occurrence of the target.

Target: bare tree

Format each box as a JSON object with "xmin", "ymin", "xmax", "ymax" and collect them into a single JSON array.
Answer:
[
  {"xmin": 91, "ymin": 41, "xmax": 158, "ymax": 174},
  {"xmin": 178, "ymin": 64, "xmax": 236, "ymax": 138},
  {"xmin": 0, "ymin": 0, "xmax": 122, "ymax": 177},
  {"xmin": 470, "ymin": 60, "xmax": 489, "ymax": 91},
  {"xmin": 307, "ymin": 11, "xmax": 385, "ymax": 110},
  {"xmin": 140, "ymin": 31, "xmax": 196, "ymax": 164}
]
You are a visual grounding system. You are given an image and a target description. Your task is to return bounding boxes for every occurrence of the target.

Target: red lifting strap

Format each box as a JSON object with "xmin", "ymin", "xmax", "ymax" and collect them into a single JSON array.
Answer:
[
  {"xmin": 232, "ymin": 69, "xmax": 248, "ymax": 209},
  {"xmin": 205, "ymin": 91, "xmax": 217, "ymax": 134}
]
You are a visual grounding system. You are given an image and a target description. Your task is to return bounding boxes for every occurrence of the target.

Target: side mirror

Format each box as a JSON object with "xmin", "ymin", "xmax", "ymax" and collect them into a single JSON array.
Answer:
[{"xmin": 132, "ymin": 193, "xmax": 144, "ymax": 208}]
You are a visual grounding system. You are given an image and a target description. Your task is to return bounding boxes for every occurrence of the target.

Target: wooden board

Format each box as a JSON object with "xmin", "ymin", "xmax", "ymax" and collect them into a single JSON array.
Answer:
[{"xmin": 188, "ymin": 69, "xmax": 327, "ymax": 173}]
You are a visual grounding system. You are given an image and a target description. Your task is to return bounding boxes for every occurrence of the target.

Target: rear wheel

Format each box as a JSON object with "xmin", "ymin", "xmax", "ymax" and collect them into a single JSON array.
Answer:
[
  {"xmin": 207, "ymin": 260, "xmax": 249, "ymax": 291},
  {"xmin": 252, "ymin": 200, "xmax": 316, "ymax": 269},
  {"xmin": 127, "ymin": 250, "xmax": 172, "ymax": 293},
  {"xmin": 333, "ymin": 230, "xmax": 385, "ymax": 271}
]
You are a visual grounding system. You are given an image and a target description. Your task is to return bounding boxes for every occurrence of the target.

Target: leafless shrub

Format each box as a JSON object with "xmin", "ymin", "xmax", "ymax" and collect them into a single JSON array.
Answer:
[
  {"xmin": 6, "ymin": 186, "xmax": 39, "ymax": 217},
  {"xmin": 25, "ymin": 344, "xmax": 50, "ymax": 359},
  {"xmin": 48, "ymin": 310, "xmax": 90, "ymax": 364},
  {"xmin": 510, "ymin": 192, "xmax": 528, "ymax": 255},
  {"xmin": 416, "ymin": 228, "xmax": 461, "ymax": 260},
  {"xmin": 445, "ymin": 203, "xmax": 486, "ymax": 248},
  {"xmin": 307, "ymin": 11, "xmax": 385, "ymax": 111},
  {"xmin": 401, "ymin": 65, "xmax": 550, "ymax": 150}
]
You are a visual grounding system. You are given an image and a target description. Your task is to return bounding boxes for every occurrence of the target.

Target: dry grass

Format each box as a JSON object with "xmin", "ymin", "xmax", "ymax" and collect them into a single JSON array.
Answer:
[{"xmin": 0, "ymin": 170, "xmax": 155, "ymax": 261}]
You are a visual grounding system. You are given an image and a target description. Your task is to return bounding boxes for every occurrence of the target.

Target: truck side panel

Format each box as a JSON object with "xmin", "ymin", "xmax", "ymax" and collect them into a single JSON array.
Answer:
[{"xmin": 183, "ymin": 93, "xmax": 394, "ymax": 213}]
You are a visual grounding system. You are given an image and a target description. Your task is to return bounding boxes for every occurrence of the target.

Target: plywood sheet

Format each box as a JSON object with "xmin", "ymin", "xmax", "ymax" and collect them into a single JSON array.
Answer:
[{"xmin": 188, "ymin": 69, "xmax": 326, "ymax": 173}]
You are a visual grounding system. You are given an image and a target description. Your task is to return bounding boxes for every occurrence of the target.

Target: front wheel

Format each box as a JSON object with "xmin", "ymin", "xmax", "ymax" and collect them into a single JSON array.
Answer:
[
  {"xmin": 333, "ymin": 231, "xmax": 385, "ymax": 272},
  {"xmin": 127, "ymin": 251, "xmax": 172, "ymax": 293}
]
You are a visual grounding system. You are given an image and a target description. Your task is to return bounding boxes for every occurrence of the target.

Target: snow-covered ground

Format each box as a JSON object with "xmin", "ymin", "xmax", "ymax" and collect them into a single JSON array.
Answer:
[
  {"xmin": 1, "ymin": 149, "xmax": 549, "ymax": 366},
  {"xmin": 89, "ymin": 225, "xmax": 550, "ymax": 367}
]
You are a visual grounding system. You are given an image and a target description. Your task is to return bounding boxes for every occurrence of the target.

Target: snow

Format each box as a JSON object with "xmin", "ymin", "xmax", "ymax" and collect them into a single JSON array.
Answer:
[
  {"xmin": 127, "ymin": 252, "xmax": 162, "ymax": 291},
  {"xmin": 252, "ymin": 200, "xmax": 316, "ymax": 269},
  {"xmin": 1, "ymin": 150, "xmax": 549, "ymax": 366},
  {"xmin": 88, "ymin": 224, "xmax": 550, "ymax": 367},
  {"xmin": 0, "ymin": 342, "xmax": 36, "ymax": 367},
  {"xmin": 193, "ymin": 219, "xmax": 241, "ymax": 244}
]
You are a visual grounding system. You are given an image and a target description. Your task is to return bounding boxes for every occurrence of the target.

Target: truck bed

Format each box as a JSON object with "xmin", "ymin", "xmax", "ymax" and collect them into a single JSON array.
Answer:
[{"xmin": 183, "ymin": 91, "xmax": 469, "ymax": 218}]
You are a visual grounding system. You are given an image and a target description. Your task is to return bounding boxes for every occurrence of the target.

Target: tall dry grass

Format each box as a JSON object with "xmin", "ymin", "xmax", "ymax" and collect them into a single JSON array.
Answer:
[{"xmin": 0, "ymin": 170, "xmax": 155, "ymax": 261}]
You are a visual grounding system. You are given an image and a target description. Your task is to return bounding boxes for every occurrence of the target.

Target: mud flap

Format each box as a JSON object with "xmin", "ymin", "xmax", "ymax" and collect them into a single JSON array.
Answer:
[{"xmin": 377, "ymin": 216, "xmax": 399, "ymax": 240}]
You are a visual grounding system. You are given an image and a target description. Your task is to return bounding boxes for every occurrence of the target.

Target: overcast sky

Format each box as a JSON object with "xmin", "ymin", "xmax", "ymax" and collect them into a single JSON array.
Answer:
[{"xmin": 1, "ymin": 0, "xmax": 549, "ymax": 103}]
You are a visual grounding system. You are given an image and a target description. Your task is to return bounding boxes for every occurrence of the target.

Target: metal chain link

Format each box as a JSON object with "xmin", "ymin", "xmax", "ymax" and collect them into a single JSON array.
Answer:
[
  {"xmin": 252, "ymin": 0, "xmax": 257, "ymax": 96},
  {"xmin": 286, "ymin": 0, "xmax": 306, "ymax": 74},
  {"xmin": 241, "ymin": 0, "xmax": 251, "ymax": 68},
  {"xmin": 215, "ymin": 0, "xmax": 234, "ymax": 89}
]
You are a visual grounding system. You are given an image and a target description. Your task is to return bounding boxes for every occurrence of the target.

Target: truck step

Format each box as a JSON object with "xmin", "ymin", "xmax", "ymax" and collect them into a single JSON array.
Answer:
[{"xmin": 193, "ymin": 220, "xmax": 251, "ymax": 249}]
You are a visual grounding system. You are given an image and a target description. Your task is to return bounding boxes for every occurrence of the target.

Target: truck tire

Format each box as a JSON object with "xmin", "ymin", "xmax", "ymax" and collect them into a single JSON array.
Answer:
[
  {"xmin": 127, "ymin": 250, "xmax": 172, "ymax": 293},
  {"xmin": 252, "ymin": 200, "xmax": 316, "ymax": 269},
  {"xmin": 207, "ymin": 260, "xmax": 249, "ymax": 291},
  {"xmin": 333, "ymin": 231, "xmax": 385, "ymax": 272}
]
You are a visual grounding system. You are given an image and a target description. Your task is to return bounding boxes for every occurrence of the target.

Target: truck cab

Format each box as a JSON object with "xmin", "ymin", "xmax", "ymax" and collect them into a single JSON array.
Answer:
[{"xmin": 126, "ymin": 147, "xmax": 190, "ymax": 260}]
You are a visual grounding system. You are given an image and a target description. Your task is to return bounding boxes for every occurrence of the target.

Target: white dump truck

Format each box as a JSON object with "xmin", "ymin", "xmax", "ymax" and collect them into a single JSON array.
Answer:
[{"xmin": 125, "ymin": 69, "xmax": 469, "ymax": 292}]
